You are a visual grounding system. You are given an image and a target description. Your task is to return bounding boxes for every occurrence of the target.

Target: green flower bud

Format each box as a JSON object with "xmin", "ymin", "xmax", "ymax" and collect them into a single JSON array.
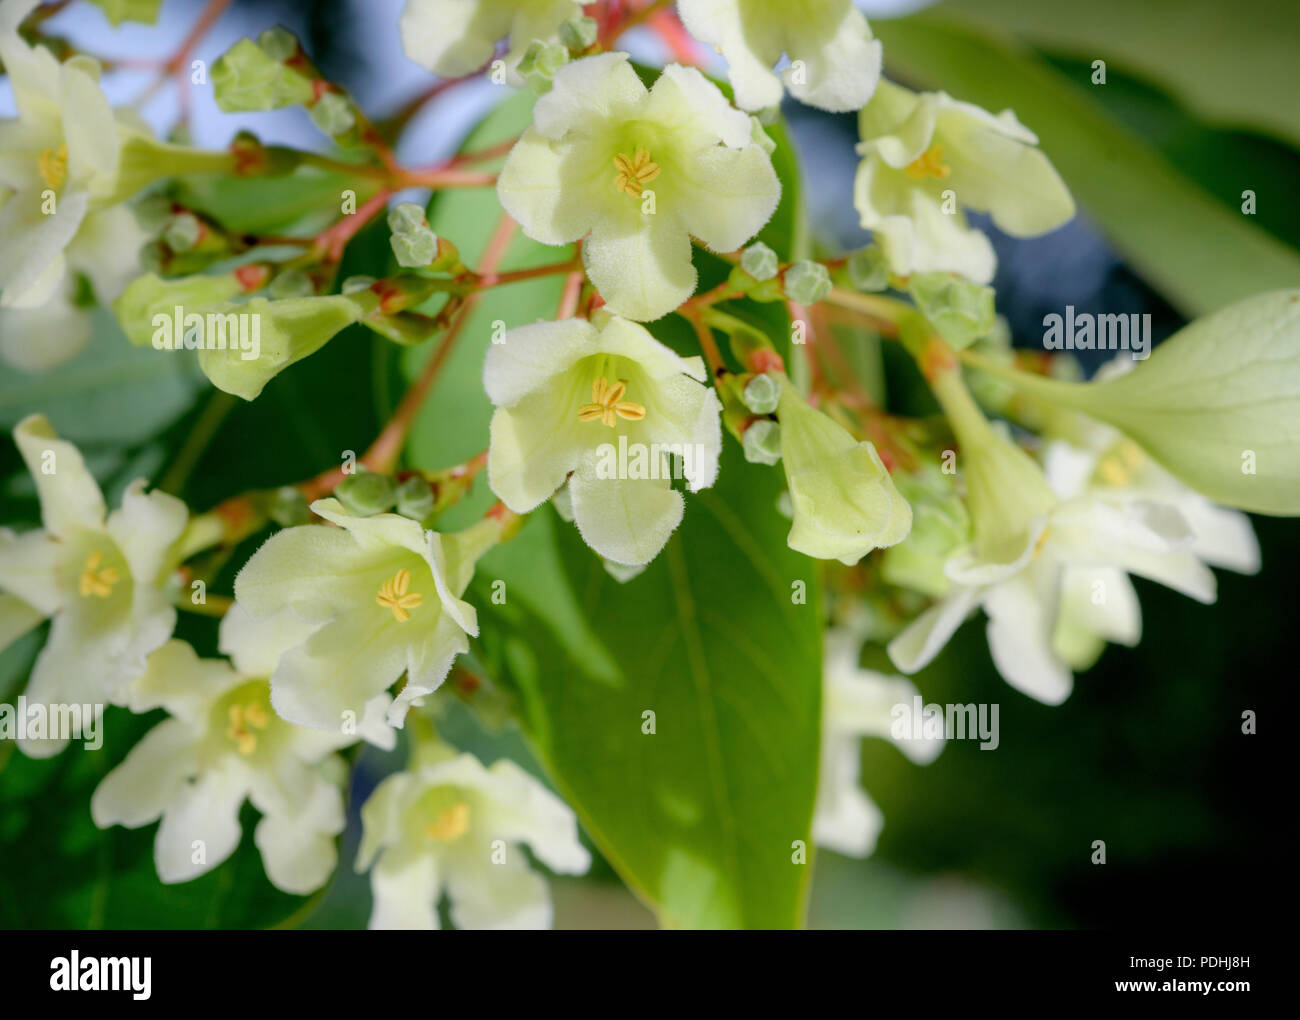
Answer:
[
  {"xmin": 846, "ymin": 246, "xmax": 889, "ymax": 292},
  {"xmin": 741, "ymin": 242, "xmax": 779, "ymax": 282},
  {"xmin": 335, "ymin": 471, "xmax": 398, "ymax": 517},
  {"xmin": 162, "ymin": 212, "xmax": 202, "ymax": 252},
  {"xmin": 257, "ymin": 25, "xmax": 300, "ymax": 61},
  {"xmin": 391, "ymin": 228, "xmax": 438, "ymax": 269},
  {"xmin": 309, "ymin": 92, "xmax": 356, "ymax": 137},
  {"xmin": 269, "ymin": 486, "xmax": 312, "ymax": 527},
  {"xmin": 519, "ymin": 39, "xmax": 569, "ymax": 92},
  {"xmin": 395, "ymin": 476, "xmax": 436, "ymax": 521},
  {"xmin": 212, "ymin": 37, "xmax": 315, "ymax": 112},
  {"xmin": 784, "ymin": 260, "xmax": 832, "ymax": 305},
  {"xmin": 387, "ymin": 202, "xmax": 428, "ymax": 234},
  {"xmin": 742, "ymin": 373, "xmax": 781, "ymax": 414},
  {"xmin": 557, "ymin": 14, "xmax": 598, "ymax": 50},
  {"xmin": 908, "ymin": 272, "xmax": 995, "ymax": 351},
  {"xmin": 742, "ymin": 419, "xmax": 782, "ymax": 465}
]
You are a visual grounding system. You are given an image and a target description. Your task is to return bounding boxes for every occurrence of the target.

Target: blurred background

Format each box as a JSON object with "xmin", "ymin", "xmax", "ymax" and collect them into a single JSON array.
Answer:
[{"xmin": 0, "ymin": 0, "xmax": 1291, "ymax": 929}]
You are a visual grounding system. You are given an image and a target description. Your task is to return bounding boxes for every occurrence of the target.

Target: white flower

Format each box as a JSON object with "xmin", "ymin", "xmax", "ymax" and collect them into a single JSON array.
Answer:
[
  {"xmin": 399, "ymin": 0, "xmax": 580, "ymax": 79},
  {"xmin": 1040, "ymin": 364, "xmax": 1259, "ymax": 669},
  {"xmin": 0, "ymin": 414, "xmax": 186, "ymax": 756},
  {"xmin": 356, "ymin": 746, "xmax": 590, "ymax": 929},
  {"xmin": 0, "ymin": 1, "xmax": 141, "ymax": 309},
  {"xmin": 887, "ymin": 493, "xmax": 1221, "ymax": 705},
  {"xmin": 497, "ymin": 53, "xmax": 780, "ymax": 320},
  {"xmin": 854, "ymin": 80, "xmax": 1074, "ymax": 284},
  {"xmin": 484, "ymin": 314, "xmax": 722, "ymax": 566},
  {"xmin": 90, "ymin": 624, "xmax": 387, "ymax": 893},
  {"xmin": 233, "ymin": 499, "xmax": 501, "ymax": 730},
  {"xmin": 815, "ymin": 629, "xmax": 942, "ymax": 857},
  {"xmin": 678, "ymin": 0, "xmax": 881, "ymax": 112}
]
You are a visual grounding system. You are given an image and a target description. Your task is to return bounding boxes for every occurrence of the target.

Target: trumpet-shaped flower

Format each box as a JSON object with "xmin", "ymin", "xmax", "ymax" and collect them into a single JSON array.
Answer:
[
  {"xmin": 887, "ymin": 425, "xmax": 1223, "ymax": 704},
  {"xmin": 678, "ymin": 0, "xmax": 882, "ymax": 113},
  {"xmin": 1040, "ymin": 367, "xmax": 1259, "ymax": 669},
  {"xmin": 854, "ymin": 80, "xmax": 1074, "ymax": 284},
  {"xmin": 0, "ymin": 1, "xmax": 200, "ymax": 311},
  {"xmin": 497, "ymin": 53, "xmax": 780, "ymax": 321},
  {"xmin": 0, "ymin": 414, "xmax": 186, "ymax": 756},
  {"xmin": 816, "ymin": 629, "xmax": 942, "ymax": 857},
  {"xmin": 356, "ymin": 745, "xmax": 590, "ymax": 929},
  {"xmin": 233, "ymin": 499, "xmax": 502, "ymax": 730},
  {"xmin": 484, "ymin": 315, "xmax": 722, "ymax": 566},
  {"xmin": 400, "ymin": 0, "xmax": 580, "ymax": 79},
  {"xmin": 777, "ymin": 378, "xmax": 911, "ymax": 564},
  {"xmin": 91, "ymin": 624, "xmax": 388, "ymax": 893}
]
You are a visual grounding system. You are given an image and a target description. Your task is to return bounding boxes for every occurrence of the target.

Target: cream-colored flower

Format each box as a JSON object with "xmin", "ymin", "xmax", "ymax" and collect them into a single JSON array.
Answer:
[
  {"xmin": 678, "ymin": 0, "xmax": 881, "ymax": 112},
  {"xmin": 484, "ymin": 314, "xmax": 721, "ymax": 566},
  {"xmin": 357, "ymin": 745, "xmax": 590, "ymax": 929},
  {"xmin": 854, "ymin": 80, "xmax": 1074, "ymax": 284},
  {"xmin": 234, "ymin": 500, "xmax": 502, "ymax": 729},
  {"xmin": 497, "ymin": 53, "xmax": 780, "ymax": 320},
  {"xmin": 399, "ymin": 0, "xmax": 581, "ymax": 79},
  {"xmin": 0, "ymin": 414, "xmax": 186, "ymax": 756}
]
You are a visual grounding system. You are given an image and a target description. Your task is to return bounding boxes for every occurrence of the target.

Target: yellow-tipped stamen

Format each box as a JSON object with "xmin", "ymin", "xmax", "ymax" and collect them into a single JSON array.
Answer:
[
  {"xmin": 376, "ymin": 567, "xmax": 423, "ymax": 623},
  {"xmin": 424, "ymin": 802, "xmax": 471, "ymax": 842},
  {"xmin": 612, "ymin": 148, "xmax": 661, "ymax": 197},
  {"xmin": 79, "ymin": 550, "xmax": 121, "ymax": 599},
  {"xmin": 38, "ymin": 143, "xmax": 68, "ymax": 192},
  {"xmin": 227, "ymin": 701, "xmax": 270, "ymax": 756},
  {"xmin": 903, "ymin": 144, "xmax": 951, "ymax": 181},
  {"xmin": 578, "ymin": 376, "xmax": 647, "ymax": 428}
]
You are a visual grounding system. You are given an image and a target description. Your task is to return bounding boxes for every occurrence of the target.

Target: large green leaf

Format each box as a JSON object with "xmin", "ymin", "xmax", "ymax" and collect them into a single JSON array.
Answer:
[
  {"xmin": 964, "ymin": 289, "xmax": 1300, "ymax": 515},
  {"xmin": 473, "ymin": 443, "xmax": 822, "ymax": 929},
  {"xmin": 941, "ymin": 0, "xmax": 1300, "ymax": 149},
  {"xmin": 873, "ymin": 13, "xmax": 1300, "ymax": 317}
]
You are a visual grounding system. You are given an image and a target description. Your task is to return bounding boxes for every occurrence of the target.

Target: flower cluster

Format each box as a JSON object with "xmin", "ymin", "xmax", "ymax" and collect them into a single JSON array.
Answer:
[{"xmin": 1, "ymin": 0, "xmax": 1294, "ymax": 930}]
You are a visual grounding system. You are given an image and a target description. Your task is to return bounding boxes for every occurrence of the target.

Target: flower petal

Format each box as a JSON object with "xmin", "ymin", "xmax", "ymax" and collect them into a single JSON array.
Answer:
[
  {"xmin": 12, "ymin": 413, "xmax": 105, "ymax": 538},
  {"xmin": 568, "ymin": 463, "xmax": 685, "ymax": 566}
]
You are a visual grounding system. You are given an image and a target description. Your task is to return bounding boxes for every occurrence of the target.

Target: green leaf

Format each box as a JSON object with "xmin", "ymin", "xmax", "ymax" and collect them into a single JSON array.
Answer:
[
  {"xmin": 474, "ymin": 443, "xmax": 822, "ymax": 929},
  {"xmin": 964, "ymin": 289, "xmax": 1300, "ymax": 515},
  {"xmin": 873, "ymin": 13, "xmax": 1300, "ymax": 317},
  {"xmin": 0, "ymin": 308, "xmax": 203, "ymax": 445},
  {"xmin": 939, "ymin": 0, "xmax": 1300, "ymax": 149},
  {"xmin": 0, "ymin": 709, "xmax": 305, "ymax": 929}
]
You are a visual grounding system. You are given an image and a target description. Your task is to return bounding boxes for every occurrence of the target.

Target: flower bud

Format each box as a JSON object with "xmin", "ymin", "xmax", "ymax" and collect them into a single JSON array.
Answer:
[
  {"xmin": 777, "ymin": 379, "xmax": 911, "ymax": 563},
  {"xmin": 742, "ymin": 373, "xmax": 781, "ymax": 414},
  {"xmin": 908, "ymin": 272, "xmax": 995, "ymax": 350},
  {"xmin": 395, "ymin": 477, "xmax": 436, "ymax": 521},
  {"xmin": 741, "ymin": 242, "xmax": 779, "ymax": 282},
  {"xmin": 846, "ymin": 246, "xmax": 889, "ymax": 292},
  {"xmin": 335, "ymin": 471, "xmax": 398, "ymax": 516},
  {"xmin": 783, "ymin": 260, "xmax": 831, "ymax": 305},
  {"xmin": 742, "ymin": 418, "xmax": 782, "ymax": 465}
]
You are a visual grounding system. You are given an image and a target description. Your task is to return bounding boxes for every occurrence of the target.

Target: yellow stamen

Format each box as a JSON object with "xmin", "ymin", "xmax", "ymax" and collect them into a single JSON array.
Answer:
[
  {"xmin": 904, "ymin": 144, "xmax": 950, "ymax": 181},
  {"xmin": 376, "ymin": 567, "xmax": 423, "ymax": 623},
  {"xmin": 1097, "ymin": 441, "xmax": 1146, "ymax": 487},
  {"xmin": 38, "ymin": 143, "xmax": 68, "ymax": 192},
  {"xmin": 79, "ymin": 550, "xmax": 121, "ymax": 599},
  {"xmin": 227, "ymin": 701, "xmax": 270, "ymax": 756},
  {"xmin": 1032, "ymin": 527, "xmax": 1051, "ymax": 559},
  {"xmin": 612, "ymin": 148, "xmax": 661, "ymax": 197},
  {"xmin": 578, "ymin": 376, "xmax": 647, "ymax": 428},
  {"xmin": 424, "ymin": 803, "xmax": 470, "ymax": 842}
]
